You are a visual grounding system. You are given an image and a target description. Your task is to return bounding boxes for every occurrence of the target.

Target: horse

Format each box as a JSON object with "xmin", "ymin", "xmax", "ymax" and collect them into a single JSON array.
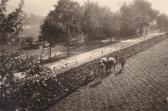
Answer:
[
  {"xmin": 99, "ymin": 56, "xmax": 116, "ymax": 73},
  {"xmin": 108, "ymin": 57, "xmax": 116, "ymax": 70},
  {"xmin": 115, "ymin": 54, "xmax": 126, "ymax": 72},
  {"xmin": 98, "ymin": 60, "xmax": 106, "ymax": 79}
]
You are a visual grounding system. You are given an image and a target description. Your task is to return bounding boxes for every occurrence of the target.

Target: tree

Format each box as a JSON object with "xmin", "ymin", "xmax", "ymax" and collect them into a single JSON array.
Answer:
[
  {"xmin": 119, "ymin": 0, "xmax": 159, "ymax": 36},
  {"xmin": 120, "ymin": 3, "xmax": 137, "ymax": 36},
  {"xmin": 0, "ymin": 0, "xmax": 9, "ymax": 41},
  {"xmin": 39, "ymin": 15, "xmax": 66, "ymax": 44},
  {"xmin": 100, "ymin": 8, "xmax": 120, "ymax": 42},
  {"xmin": 40, "ymin": 0, "xmax": 82, "ymax": 56},
  {"xmin": 0, "ymin": 0, "xmax": 24, "ymax": 43},
  {"xmin": 156, "ymin": 14, "xmax": 168, "ymax": 32},
  {"xmin": 40, "ymin": 18, "xmax": 66, "ymax": 58},
  {"xmin": 0, "ymin": 0, "xmax": 8, "ymax": 23},
  {"xmin": 132, "ymin": 0, "xmax": 155, "ymax": 35},
  {"xmin": 2, "ymin": 0, "xmax": 24, "ymax": 42},
  {"xmin": 82, "ymin": 1, "xmax": 103, "ymax": 41},
  {"xmin": 0, "ymin": 0, "xmax": 9, "ymax": 23}
]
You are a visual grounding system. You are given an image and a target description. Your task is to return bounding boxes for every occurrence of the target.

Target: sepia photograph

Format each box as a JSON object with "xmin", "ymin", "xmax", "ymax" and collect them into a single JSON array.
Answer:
[{"xmin": 0, "ymin": 0, "xmax": 168, "ymax": 111}]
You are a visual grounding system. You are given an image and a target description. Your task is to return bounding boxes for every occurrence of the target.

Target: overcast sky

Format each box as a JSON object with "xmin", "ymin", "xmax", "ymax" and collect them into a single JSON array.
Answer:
[{"xmin": 7, "ymin": 0, "xmax": 168, "ymax": 17}]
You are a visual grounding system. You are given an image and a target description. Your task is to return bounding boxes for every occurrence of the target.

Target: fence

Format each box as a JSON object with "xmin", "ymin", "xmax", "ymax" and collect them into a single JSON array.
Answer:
[{"xmin": 16, "ymin": 43, "xmax": 63, "ymax": 60}]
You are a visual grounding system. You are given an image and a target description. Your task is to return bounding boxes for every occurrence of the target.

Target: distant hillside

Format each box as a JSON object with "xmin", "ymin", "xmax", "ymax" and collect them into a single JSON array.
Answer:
[{"xmin": 22, "ymin": 14, "xmax": 44, "ymax": 41}]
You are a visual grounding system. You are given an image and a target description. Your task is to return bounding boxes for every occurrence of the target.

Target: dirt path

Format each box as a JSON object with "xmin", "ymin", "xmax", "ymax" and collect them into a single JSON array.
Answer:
[{"xmin": 48, "ymin": 37, "xmax": 168, "ymax": 111}]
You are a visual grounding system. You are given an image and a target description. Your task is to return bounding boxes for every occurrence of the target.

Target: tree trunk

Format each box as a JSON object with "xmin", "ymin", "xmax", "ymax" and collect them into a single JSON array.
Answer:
[
  {"xmin": 110, "ymin": 34, "xmax": 112, "ymax": 43},
  {"xmin": 139, "ymin": 24, "xmax": 143, "ymax": 35}
]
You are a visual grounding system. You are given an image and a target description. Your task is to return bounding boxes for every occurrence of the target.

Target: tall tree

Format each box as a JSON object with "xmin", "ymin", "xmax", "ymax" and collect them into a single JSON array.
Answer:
[
  {"xmin": 132, "ymin": 0, "xmax": 154, "ymax": 35},
  {"xmin": 82, "ymin": 1, "xmax": 119, "ymax": 42},
  {"xmin": 2, "ymin": 0, "xmax": 24, "ymax": 42},
  {"xmin": 0, "ymin": 0, "xmax": 9, "ymax": 22},
  {"xmin": 120, "ymin": 3, "xmax": 137, "ymax": 36},
  {"xmin": 0, "ymin": 0, "xmax": 9, "ymax": 41},
  {"xmin": 119, "ymin": 0, "xmax": 158, "ymax": 36},
  {"xmin": 40, "ymin": 0, "xmax": 82, "ymax": 56},
  {"xmin": 0, "ymin": 0, "xmax": 24, "ymax": 43},
  {"xmin": 156, "ymin": 14, "xmax": 168, "ymax": 32},
  {"xmin": 82, "ymin": 2, "xmax": 103, "ymax": 41},
  {"xmin": 99, "ymin": 7, "xmax": 120, "ymax": 42}
]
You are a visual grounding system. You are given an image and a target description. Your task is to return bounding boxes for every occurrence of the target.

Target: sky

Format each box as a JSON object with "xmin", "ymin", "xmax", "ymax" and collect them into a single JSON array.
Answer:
[{"xmin": 7, "ymin": 0, "xmax": 168, "ymax": 17}]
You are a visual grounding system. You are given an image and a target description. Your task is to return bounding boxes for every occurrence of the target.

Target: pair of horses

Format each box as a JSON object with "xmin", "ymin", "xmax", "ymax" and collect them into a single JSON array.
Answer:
[{"xmin": 98, "ymin": 54, "xmax": 126, "ymax": 73}]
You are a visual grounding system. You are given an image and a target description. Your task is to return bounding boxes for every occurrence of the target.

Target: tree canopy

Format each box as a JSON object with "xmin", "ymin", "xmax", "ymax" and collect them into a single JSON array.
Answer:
[
  {"xmin": 119, "ymin": 0, "xmax": 159, "ymax": 36},
  {"xmin": 82, "ymin": 2, "xmax": 119, "ymax": 41},
  {"xmin": 156, "ymin": 14, "xmax": 168, "ymax": 32},
  {"xmin": 39, "ymin": 0, "xmax": 82, "ymax": 45},
  {"xmin": 0, "ymin": 0, "xmax": 25, "ymax": 42},
  {"xmin": 40, "ymin": 0, "xmax": 167, "ymax": 45}
]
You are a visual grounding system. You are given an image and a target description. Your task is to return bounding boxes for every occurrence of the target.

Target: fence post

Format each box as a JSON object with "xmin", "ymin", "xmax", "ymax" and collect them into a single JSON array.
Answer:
[
  {"xmin": 102, "ymin": 50, "xmax": 103, "ymax": 55},
  {"xmin": 26, "ymin": 51, "xmax": 29, "ymax": 60},
  {"xmin": 40, "ymin": 46, "xmax": 43, "ymax": 63}
]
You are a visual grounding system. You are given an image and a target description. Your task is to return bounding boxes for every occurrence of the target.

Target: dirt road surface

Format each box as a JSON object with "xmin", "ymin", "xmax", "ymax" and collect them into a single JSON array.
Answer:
[{"xmin": 48, "ymin": 37, "xmax": 168, "ymax": 111}]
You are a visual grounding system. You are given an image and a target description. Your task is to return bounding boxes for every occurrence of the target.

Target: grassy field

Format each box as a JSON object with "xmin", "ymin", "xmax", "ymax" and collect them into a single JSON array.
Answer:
[{"xmin": 48, "ymin": 38, "xmax": 168, "ymax": 111}]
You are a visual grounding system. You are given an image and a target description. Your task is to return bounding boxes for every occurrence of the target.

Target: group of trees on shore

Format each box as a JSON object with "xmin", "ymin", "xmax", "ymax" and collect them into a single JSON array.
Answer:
[{"xmin": 39, "ymin": 0, "xmax": 168, "ymax": 47}]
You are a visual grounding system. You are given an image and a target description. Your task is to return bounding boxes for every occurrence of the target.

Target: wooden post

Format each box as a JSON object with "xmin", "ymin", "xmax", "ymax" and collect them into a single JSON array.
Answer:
[
  {"xmin": 110, "ymin": 34, "xmax": 112, "ymax": 43},
  {"xmin": 26, "ymin": 51, "xmax": 29, "ymax": 60},
  {"xmin": 40, "ymin": 46, "xmax": 43, "ymax": 63}
]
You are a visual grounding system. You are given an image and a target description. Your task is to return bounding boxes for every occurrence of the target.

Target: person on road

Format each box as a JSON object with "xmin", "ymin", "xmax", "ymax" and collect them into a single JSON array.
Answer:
[{"xmin": 115, "ymin": 54, "xmax": 126, "ymax": 72}]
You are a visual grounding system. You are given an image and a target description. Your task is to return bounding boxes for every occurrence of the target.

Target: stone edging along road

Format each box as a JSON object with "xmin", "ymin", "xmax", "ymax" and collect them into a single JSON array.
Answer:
[{"xmin": 46, "ymin": 33, "xmax": 166, "ymax": 74}]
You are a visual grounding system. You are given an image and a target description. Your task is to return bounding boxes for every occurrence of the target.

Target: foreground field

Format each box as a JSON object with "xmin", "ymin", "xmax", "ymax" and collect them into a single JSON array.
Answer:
[{"xmin": 49, "ymin": 38, "xmax": 168, "ymax": 111}]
